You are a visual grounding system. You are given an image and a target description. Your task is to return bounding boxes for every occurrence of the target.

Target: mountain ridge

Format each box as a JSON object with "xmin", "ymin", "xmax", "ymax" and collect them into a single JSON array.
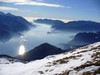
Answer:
[
  {"xmin": 34, "ymin": 19, "xmax": 100, "ymax": 32},
  {"xmin": 17, "ymin": 43, "xmax": 65, "ymax": 61},
  {"xmin": 62, "ymin": 31, "xmax": 100, "ymax": 50},
  {"xmin": 0, "ymin": 42, "xmax": 100, "ymax": 75},
  {"xmin": 0, "ymin": 12, "xmax": 35, "ymax": 42}
]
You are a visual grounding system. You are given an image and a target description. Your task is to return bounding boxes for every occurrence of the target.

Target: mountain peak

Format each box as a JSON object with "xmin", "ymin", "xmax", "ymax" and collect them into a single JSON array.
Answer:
[
  {"xmin": 42, "ymin": 42, "xmax": 50, "ymax": 44},
  {"xmin": 18, "ymin": 43, "xmax": 64, "ymax": 61},
  {"xmin": 40, "ymin": 43, "xmax": 51, "ymax": 46},
  {"xmin": 6, "ymin": 13, "xmax": 15, "ymax": 16},
  {"xmin": 38, "ymin": 43, "xmax": 55, "ymax": 48},
  {"xmin": 0, "ymin": 12, "xmax": 14, "ymax": 16},
  {"xmin": 0, "ymin": 11, "xmax": 35, "ymax": 42}
]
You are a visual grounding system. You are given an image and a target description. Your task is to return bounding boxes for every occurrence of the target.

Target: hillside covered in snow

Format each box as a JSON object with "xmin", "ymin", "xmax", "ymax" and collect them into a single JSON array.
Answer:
[{"xmin": 0, "ymin": 42, "xmax": 100, "ymax": 75}]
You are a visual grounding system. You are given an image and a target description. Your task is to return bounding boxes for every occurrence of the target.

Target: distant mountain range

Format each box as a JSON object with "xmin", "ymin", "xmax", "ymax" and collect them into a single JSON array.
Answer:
[
  {"xmin": 34, "ymin": 19, "xmax": 100, "ymax": 32},
  {"xmin": 34, "ymin": 19, "xmax": 64, "ymax": 25},
  {"xmin": 17, "ymin": 43, "xmax": 65, "ymax": 61},
  {"xmin": 61, "ymin": 31, "xmax": 100, "ymax": 50},
  {"xmin": 34, "ymin": 18, "xmax": 100, "ymax": 50},
  {"xmin": 0, "ymin": 12, "xmax": 35, "ymax": 42}
]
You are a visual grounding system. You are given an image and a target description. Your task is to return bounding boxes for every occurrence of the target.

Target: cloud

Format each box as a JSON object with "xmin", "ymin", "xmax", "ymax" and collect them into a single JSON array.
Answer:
[
  {"xmin": 34, "ymin": 0, "xmax": 43, "ymax": 2},
  {"xmin": 0, "ymin": 0, "xmax": 26, "ymax": 3},
  {"xmin": 0, "ymin": 6, "xmax": 19, "ymax": 11},
  {"xmin": 0, "ymin": 0, "xmax": 64, "ymax": 8},
  {"xmin": 15, "ymin": 2, "xmax": 64, "ymax": 8}
]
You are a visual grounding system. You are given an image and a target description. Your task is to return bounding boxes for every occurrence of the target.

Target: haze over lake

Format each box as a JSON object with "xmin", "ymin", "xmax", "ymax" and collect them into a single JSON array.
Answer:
[{"xmin": 0, "ymin": 22, "xmax": 75, "ymax": 56}]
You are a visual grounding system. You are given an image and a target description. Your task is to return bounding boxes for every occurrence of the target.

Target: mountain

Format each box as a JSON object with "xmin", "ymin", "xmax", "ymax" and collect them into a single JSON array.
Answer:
[
  {"xmin": 0, "ymin": 12, "xmax": 5, "ymax": 15},
  {"xmin": 18, "ymin": 43, "xmax": 65, "ymax": 61},
  {"xmin": 34, "ymin": 19, "xmax": 100, "ymax": 32},
  {"xmin": 0, "ymin": 12, "xmax": 35, "ymax": 42},
  {"xmin": 0, "ymin": 55, "xmax": 25, "ymax": 64},
  {"xmin": 34, "ymin": 19, "xmax": 64, "ymax": 25},
  {"xmin": 0, "ymin": 42, "xmax": 100, "ymax": 75},
  {"xmin": 62, "ymin": 31, "xmax": 100, "ymax": 50}
]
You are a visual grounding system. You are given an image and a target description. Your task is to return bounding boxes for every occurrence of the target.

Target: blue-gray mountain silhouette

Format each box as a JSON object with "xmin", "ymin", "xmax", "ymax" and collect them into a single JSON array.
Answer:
[
  {"xmin": 34, "ymin": 19, "xmax": 100, "ymax": 32},
  {"xmin": 0, "ymin": 12, "xmax": 35, "ymax": 42},
  {"xmin": 61, "ymin": 31, "xmax": 100, "ymax": 50},
  {"xmin": 18, "ymin": 43, "xmax": 65, "ymax": 61}
]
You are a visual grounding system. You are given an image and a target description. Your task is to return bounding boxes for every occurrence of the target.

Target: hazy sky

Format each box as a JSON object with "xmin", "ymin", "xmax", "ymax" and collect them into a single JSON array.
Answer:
[{"xmin": 0, "ymin": 0, "xmax": 100, "ymax": 22}]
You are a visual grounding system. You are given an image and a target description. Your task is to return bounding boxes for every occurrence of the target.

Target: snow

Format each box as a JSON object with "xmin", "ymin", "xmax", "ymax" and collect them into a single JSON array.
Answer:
[
  {"xmin": 0, "ymin": 58, "xmax": 11, "ymax": 64},
  {"xmin": 0, "ymin": 42, "xmax": 100, "ymax": 75},
  {"xmin": 69, "ymin": 66, "xmax": 100, "ymax": 75}
]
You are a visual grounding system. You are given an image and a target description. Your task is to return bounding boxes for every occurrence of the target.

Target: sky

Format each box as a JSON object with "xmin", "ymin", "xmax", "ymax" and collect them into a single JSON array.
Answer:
[
  {"xmin": 0, "ymin": 0, "xmax": 100, "ymax": 56},
  {"xmin": 0, "ymin": 0, "xmax": 100, "ymax": 22}
]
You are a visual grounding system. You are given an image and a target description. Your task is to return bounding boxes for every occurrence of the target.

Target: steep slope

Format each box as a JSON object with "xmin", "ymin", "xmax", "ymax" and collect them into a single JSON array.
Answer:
[
  {"xmin": 0, "ymin": 42, "xmax": 100, "ymax": 75},
  {"xmin": 0, "ymin": 12, "xmax": 35, "ymax": 42},
  {"xmin": 18, "ymin": 43, "xmax": 65, "ymax": 61}
]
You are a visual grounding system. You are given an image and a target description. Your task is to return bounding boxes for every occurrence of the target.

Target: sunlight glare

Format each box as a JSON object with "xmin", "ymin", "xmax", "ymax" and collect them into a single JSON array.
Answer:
[{"xmin": 18, "ymin": 45, "xmax": 25, "ymax": 55}]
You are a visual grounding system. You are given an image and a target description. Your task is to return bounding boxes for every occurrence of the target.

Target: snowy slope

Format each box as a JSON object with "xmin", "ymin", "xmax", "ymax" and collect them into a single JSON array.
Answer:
[
  {"xmin": 0, "ymin": 56, "xmax": 25, "ymax": 64},
  {"xmin": 0, "ymin": 42, "xmax": 100, "ymax": 75}
]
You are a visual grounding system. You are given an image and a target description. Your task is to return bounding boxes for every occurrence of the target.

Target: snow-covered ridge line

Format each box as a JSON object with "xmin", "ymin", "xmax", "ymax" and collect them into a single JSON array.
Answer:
[{"xmin": 0, "ymin": 42, "xmax": 100, "ymax": 75}]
